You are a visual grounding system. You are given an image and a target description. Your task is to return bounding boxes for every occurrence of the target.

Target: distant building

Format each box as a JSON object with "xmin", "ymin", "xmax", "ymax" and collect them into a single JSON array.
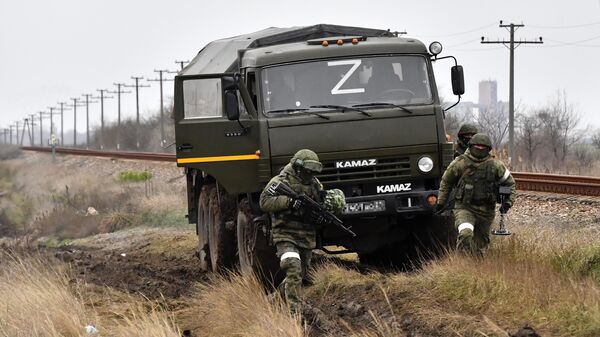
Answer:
[{"xmin": 478, "ymin": 80, "xmax": 497, "ymax": 112}]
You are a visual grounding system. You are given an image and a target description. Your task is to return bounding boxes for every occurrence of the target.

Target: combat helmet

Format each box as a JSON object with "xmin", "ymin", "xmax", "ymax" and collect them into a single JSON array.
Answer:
[
  {"xmin": 290, "ymin": 149, "xmax": 323, "ymax": 173},
  {"xmin": 458, "ymin": 123, "xmax": 478, "ymax": 136},
  {"xmin": 468, "ymin": 133, "xmax": 493, "ymax": 149}
]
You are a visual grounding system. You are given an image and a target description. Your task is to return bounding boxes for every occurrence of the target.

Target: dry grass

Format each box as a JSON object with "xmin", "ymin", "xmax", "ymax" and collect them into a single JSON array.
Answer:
[
  {"xmin": 0, "ymin": 252, "xmax": 92, "ymax": 337},
  {"xmin": 309, "ymin": 227, "xmax": 600, "ymax": 337},
  {"xmin": 181, "ymin": 271, "xmax": 305, "ymax": 337},
  {"xmin": 0, "ymin": 251, "xmax": 181, "ymax": 337}
]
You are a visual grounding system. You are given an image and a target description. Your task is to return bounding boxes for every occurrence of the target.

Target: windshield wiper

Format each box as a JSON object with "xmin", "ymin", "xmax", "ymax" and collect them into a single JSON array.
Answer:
[
  {"xmin": 353, "ymin": 102, "xmax": 414, "ymax": 114},
  {"xmin": 310, "ymin": 104, "xmax": 372, "ymax": 117},
  {"xmin": 266, "ymin": 108, "xmax": 309, "ymax": 114},
  {"xmin": 266, "ymin": 108, "xmax": 330, "ymax": 120}
]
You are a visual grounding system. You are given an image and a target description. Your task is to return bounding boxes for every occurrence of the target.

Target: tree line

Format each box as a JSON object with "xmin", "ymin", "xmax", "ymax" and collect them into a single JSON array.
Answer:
[{"xmin": 447, "ymin": 90, "xmax": 599, "ymax": 175}]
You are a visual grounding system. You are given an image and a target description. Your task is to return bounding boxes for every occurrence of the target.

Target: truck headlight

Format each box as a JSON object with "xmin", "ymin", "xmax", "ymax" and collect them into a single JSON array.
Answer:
[{"xmin": 418, "ymin": 156, "xmax": 434, "ymax": 173}]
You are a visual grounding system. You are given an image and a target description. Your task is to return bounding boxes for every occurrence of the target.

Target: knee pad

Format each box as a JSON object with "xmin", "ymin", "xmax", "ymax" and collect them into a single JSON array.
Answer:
[
  {"xmin": 280, "ymin": 251, "xmax": 301, "ymax": 271},
  {"xmin": 457, "ymin": 222, "xmax": 474, "ymax": 237}
]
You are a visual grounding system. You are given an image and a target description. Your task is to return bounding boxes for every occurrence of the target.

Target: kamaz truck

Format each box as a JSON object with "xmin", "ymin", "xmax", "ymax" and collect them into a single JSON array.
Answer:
[{"xmin": 173, "ymin": 24, "xmax": 464, "ymax": 275}]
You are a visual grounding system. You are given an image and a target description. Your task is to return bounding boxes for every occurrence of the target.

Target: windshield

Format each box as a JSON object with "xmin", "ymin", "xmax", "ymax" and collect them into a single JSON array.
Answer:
[{"xmin": 261, "ymin": 55, "xmax": 432, "ymax": 114}]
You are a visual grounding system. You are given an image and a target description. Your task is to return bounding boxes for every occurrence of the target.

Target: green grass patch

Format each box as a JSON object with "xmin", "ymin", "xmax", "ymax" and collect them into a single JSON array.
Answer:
[
  {"xmin": 36, "ymin": 237, "xmax": 74, "ymax": 248},
  {"xmin": 134, "ymin": 210, "xmax": 190, "ymax": 228},
  {"xmin": 118, "ymin": 170, "xmax": 152, "ymax": 182},
  {"xmin": 550, "ymin": 244, "xmax": 600, "ymax": 282}
]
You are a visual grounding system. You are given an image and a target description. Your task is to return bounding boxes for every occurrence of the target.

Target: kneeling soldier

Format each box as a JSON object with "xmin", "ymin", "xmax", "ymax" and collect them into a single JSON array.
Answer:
[
  {"xmin": 259, "ymin": 149, "xmax": 345, "ymax": 314},
  {"xmin": 437, "ymin": 133, "xmax": 516, "ymax": 254}
]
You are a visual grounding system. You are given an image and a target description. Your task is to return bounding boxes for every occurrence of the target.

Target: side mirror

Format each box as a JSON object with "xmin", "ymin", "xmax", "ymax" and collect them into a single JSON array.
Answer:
[
  {"xmin": 222, "ymin": 76, "xmax": 238, "ymax": 91},
  {"xmin": 451, "ymin": 65, "xmax": 465, "ymax": 96},
  {"xmin": 224, "ymin": 90, "xmax": 240, "ymax": 121}
]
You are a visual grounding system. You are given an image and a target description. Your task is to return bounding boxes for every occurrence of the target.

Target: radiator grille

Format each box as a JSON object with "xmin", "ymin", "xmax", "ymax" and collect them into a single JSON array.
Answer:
[{"xmin": 316, "ymin": 157, "xmax": 411, "ymax": 183}]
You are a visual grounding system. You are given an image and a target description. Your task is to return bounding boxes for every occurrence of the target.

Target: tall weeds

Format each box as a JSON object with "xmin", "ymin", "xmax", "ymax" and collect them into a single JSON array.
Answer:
[{"xmin": 183, "ymin": 271, "xmax": 305, "ymax": 337}]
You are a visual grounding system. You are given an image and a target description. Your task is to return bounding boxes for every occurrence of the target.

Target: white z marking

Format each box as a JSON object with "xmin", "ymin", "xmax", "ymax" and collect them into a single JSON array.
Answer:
[{"xmin": 327, "ymin": 59, "xmax": 365, "ymax": 95}]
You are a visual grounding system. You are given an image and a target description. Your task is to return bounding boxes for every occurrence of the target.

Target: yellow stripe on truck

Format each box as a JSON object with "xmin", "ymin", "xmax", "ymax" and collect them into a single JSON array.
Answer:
[{"xmin": 176, "ymin": 154, "xmax": 260, "ymax": 164}]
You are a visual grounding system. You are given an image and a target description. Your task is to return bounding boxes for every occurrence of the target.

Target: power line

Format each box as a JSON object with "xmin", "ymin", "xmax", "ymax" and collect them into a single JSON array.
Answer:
[
  {"xmin": 419, "ymin": 22, "xmax": 497, "ymax": 38},
  {"xmin": 529, "ymin": 21, "xmax": 600, "ymax": 29},
  {"xmin": 481, "ymin": 21, "xmax": 543, "ymax": 166}
]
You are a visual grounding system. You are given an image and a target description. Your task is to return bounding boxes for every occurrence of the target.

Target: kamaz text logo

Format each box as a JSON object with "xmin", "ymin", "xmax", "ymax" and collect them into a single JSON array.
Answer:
[
  {"xmin": 335, "ymin": 159, "xmax": 377, "ymax": 169},
  {"xmin": 376, "ymin": 183, "xmax": 412, "ymax": 194}
]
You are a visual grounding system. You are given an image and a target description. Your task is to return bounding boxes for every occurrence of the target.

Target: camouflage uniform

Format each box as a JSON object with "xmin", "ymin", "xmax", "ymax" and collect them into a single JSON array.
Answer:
[
  {"xmin": 454, "ymin": 123, "xmax": 479, "ymax": 158},
  {"xmin": 438, "ymin": 134, "xmax": 516, "ymax": 254},
  {"xmin": 260, "ymin": 150, "xmax": 338, "ymax": 313}
]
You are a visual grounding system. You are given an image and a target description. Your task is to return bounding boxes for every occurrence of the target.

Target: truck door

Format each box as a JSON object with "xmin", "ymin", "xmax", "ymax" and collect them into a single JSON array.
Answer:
[{"xmin": 174, "ymin": 74, "xmax": 262, "ymax": 193}]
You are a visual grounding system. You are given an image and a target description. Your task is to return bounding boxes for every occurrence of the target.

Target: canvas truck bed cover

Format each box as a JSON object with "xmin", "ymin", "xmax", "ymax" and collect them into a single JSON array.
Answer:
[{"xmin": 179, "ymin": 24, "xmax": 392, "ymax": 76}]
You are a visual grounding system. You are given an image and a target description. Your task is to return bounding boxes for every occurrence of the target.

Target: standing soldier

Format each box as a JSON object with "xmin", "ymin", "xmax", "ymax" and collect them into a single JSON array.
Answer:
[
  {"xmin": 436, "ymin": 133, "xmax": 516, "ymax": 254},
  {"xmin": 454, "ymin": 123, "xmax": 479, "ymax": 158},
  {"xmin": 260, "ymin": 149, "xmax": 345, "ymax": 314}
]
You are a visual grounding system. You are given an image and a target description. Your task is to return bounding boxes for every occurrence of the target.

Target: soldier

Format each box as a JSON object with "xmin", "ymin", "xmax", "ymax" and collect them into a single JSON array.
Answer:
[
  {"xmin": 260, "ymin": 149, "xmax": 345, "ymax": 314},
  {"xmin": 436, "ymin": 133, "xmax": 516, "ymax": 254},
  {"xmin": 454, "ymin": 123, "xmax": 479, "ymax": 158}
]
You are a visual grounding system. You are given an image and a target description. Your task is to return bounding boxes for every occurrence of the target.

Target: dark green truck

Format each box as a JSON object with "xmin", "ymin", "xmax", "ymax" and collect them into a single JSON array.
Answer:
[{"xmin": 173, "ymin": 24, "xmax": 464, "ymax": 274}]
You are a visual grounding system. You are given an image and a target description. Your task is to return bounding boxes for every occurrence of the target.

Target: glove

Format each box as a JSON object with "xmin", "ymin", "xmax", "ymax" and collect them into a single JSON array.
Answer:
[
  {"xmin": 499, "ymin": 202, "xmax": 511, "ymax": 214},
  {"xmin": 289, "ymin": 197, "xmax": 304, "ymax": 216}
]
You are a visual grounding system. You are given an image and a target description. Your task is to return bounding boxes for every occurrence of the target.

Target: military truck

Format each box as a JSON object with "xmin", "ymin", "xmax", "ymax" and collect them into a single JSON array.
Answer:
[{"xmin": 173, "ymin": 24, "xmax": 464, "ymax": 275}]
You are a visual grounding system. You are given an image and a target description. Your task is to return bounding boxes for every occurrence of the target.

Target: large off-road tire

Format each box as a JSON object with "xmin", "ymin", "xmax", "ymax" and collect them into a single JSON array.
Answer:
[
  {"xmin": 236, "ymin": 198, "xmax": 281, "ymax": 285},
  {"xmin": 197, "ymin": 185, "xmax": 212, "ymax": 272},
  {"xmin": 207, "ymin": 185, "xmax": 237, "ymax": 272}
]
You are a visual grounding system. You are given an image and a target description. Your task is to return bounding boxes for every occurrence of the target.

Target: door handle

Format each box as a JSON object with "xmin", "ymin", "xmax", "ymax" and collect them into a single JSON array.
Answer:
[{"xmin": 177, "ymin": 143, "xmax": 194, "ymax": 151}]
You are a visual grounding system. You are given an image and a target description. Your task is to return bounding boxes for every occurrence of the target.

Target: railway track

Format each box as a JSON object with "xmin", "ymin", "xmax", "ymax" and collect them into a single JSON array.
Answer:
[{"xmin": 18, "ymin": 146, "xmax": 600, "ymax": 196}]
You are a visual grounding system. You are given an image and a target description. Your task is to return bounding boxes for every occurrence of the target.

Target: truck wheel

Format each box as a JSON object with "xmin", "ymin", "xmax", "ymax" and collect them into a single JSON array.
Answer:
[
  {"xmin": 197, "ymin": 185, "xmax": 212, "ymax": 272},
  {"xmin": 208, "ymin": 186, "xmax": 236, "ymax": 271},
  {"xmin": 236, "ymin": 198, "xmax": 281, "ymax": 285}
]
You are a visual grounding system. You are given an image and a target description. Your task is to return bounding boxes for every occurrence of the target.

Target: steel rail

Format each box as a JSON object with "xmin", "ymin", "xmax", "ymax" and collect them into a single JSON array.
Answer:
[
  {"xmin": 18, "ymin": 146, "xmax": 600, "ymax": 196},
  {"xmin": 20, "ymin": 146, "xmax": 175, "ymax": 162}
]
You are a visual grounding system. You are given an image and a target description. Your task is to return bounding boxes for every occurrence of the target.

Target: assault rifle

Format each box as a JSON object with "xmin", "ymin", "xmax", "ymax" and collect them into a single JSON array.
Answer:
[{"xmin": 268, "ymin": 182, "xmax": 357, "ymax": 237}]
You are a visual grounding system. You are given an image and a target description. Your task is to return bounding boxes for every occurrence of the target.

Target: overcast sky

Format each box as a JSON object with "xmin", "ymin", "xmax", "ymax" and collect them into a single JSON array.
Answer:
[{"xmin": 1, "ymin": 0, "xmax": 599, "ymax": 140}]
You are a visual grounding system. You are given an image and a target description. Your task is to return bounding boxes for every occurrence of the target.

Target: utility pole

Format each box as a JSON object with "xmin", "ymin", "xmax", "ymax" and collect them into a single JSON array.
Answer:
[
  {"xmin": 20, "ymin": 118, "xmax": 29, "ymax": 146},
  {"xmin": 57, "ymin": 102, "xmax": 70, "ymax": 146},
  {"xmin": 47, "ymin": 107, "xmax": 58, "ymax": 142},
  {"xmin": 124, "ymin": 76, "xmax": 150, "ymax": 149},
  {"xmin": 81, "ymin": 93, "xmax": 98, "ymax": 148},
  {"xmin": 109, "ymin": 83, "xmax": 131, "ymax": 150},
  {"xmin": 481, "ymin": 21, "xmax": 543, "ymax": 165},
  {"xmin": 93, "ymin": 89, "xmax": 114, "ymax": 149},
  {"xmin": 148, "ymin": 69, "xmax": 176, "ymax": 147},
  {"xmin": 38, "ymin": 111, "xmax": 49, "ymax": 146},
  {"xmin": 9, "ymin": 125, "xmax": 14, "ymax": 145},
  {"xmin": 174, "ymin": 60, "xmax": 190, "ymax": 71},
  {"xmin": 15, "ymin": 121, "xmax": 20, "ymax": 146},
  {"xmin": 28, "ymin": 114, "xmax": 37, "ymax": 146},
  {"xmin": 69, "ymin": 98, "xmax": 86, "ymax": 147}
]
